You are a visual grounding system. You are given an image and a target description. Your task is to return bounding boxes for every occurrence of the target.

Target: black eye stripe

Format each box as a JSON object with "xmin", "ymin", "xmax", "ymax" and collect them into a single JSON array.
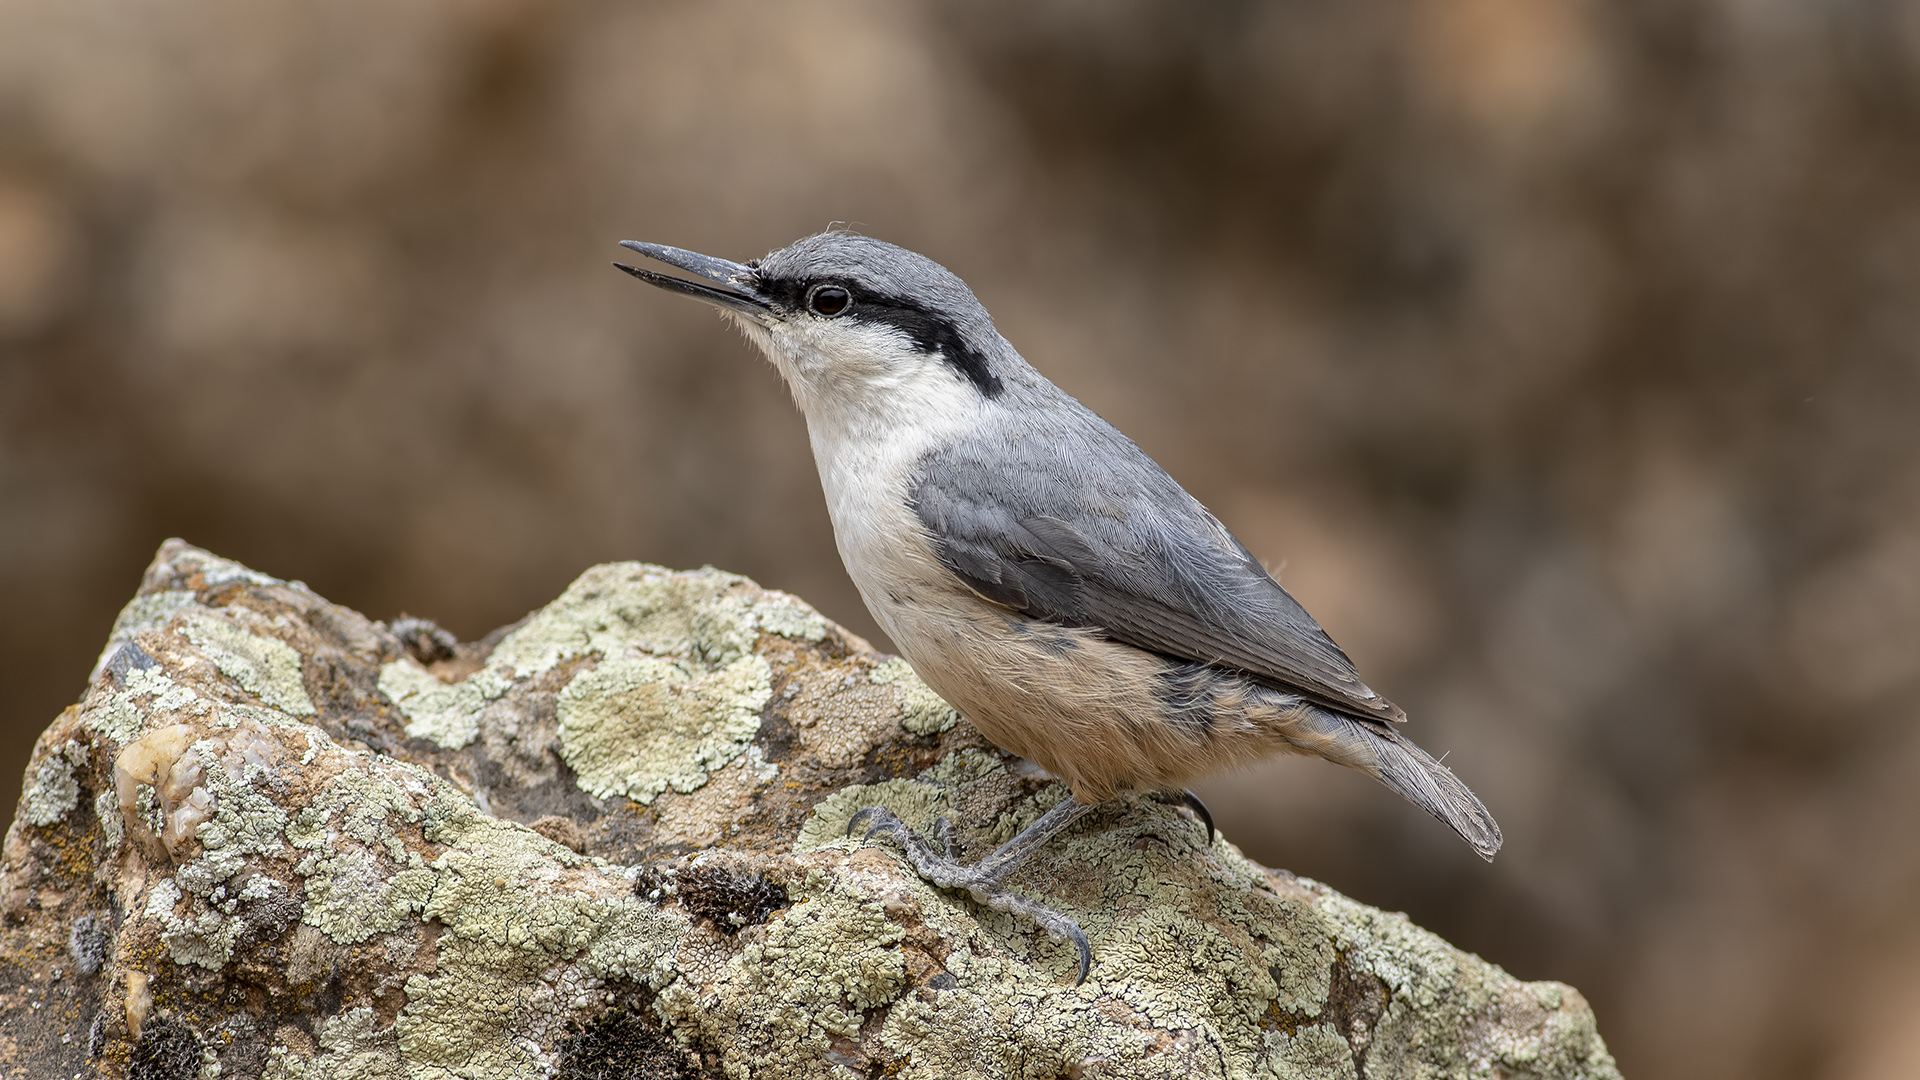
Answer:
[
  {"xmin": 851, "ymin": 298, "xmax": 1004, "ymax": 399},
  {"xmin": 754, "ymin": 275, "xmax": 1005, "ymax": 399}
]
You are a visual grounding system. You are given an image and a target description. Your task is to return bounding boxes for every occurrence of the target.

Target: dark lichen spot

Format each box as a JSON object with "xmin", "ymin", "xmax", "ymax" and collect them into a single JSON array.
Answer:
[
  {"xmin": 557, "ymin": 1007, "xmax": 701, "ymax": 1080},
  {"xmin": 107, "ymin": 641, "xmax": 158, "ymax": 683},
  {"xmin": 1323, "ymin": 948, "xmax": 1392, "ymax": 1076},
  {"xmin": 128, "ymin": 1018, "xmax": 203, "ymax": 1080},
  {"xmin": 632, "ymin": 866, "xmax": 670, "ymax": 903},
  {"xmin": 678, "ymin": 864, "xmax": 789, "ymax": 936},
  {"xmin": 69, "ymin": 912, "xmax": 112, "ymax": 976},
  {"xmin": 232, "ymin": 878, "xmax": 302, "ymax": 950},
  {"xmin": 304, "ymin": 973, "xmax": 345, "ymax": 1019},
  {"xmin": 755, "ymin": 706, "xmax": 800, "ymax": 764}
]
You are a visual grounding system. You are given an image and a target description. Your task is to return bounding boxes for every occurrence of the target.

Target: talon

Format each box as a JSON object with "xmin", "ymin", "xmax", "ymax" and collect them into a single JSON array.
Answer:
[
  {"xmin": 1069, "ymin": 926, "xmax": 1092, "ymax": 986},
  {"xmin": 847, "ymin": 806, "xmax": 880, "ymax": 839},
  {"xmin": 1180, "ymin": 790, "xmax": 1216, "ymax": 844}
]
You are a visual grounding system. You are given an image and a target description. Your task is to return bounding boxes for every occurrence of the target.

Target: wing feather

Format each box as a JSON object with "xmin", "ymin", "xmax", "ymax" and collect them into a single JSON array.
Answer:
[{"xmin": 910, "ymin": 420, "xmax": 1406, "ymax": 723}]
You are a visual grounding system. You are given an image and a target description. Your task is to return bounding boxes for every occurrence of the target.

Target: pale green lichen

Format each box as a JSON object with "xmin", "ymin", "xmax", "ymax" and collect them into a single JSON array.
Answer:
[
  {"xmin": 287, "ymin": 760, "xmax": 438, "ymax": 944},
  {"xmin": 870, "ymin": 658, "xmax": 960, "ymax": 735},
  {"xmin": 145, "ymin": 876, "xmax": 251, "ymax": 970},
  {"xmin": 85, "ymin": 690, "xmax": 147, "ymax": 747},
  {"xmin": 391, "ymin": 800, "xmax": 685, "ymax": 1079},
  {"xmin": 85, "ymin": 664, "xmax": 209, "ymax": 746},
  {"xmin": 212, "ymin": 702, "xmax": 322, "ymax": 732},
  {"xmin": 299, "ymin": 845, "xmax": 437, "ymax": 945},
  {"xmin": 174, "ymin": 736, "xmax": 292, "ymax": 895},
  {"xmin": 750, "ymin": 587, "xmax": 831, "ymax": 643},
  {"xmin": 379, "ymin": 563, "xmax": 817, "ymax": 773},
  {"xmin": 376, "ymin": 660, "xmax": 496, "ymax": 751},
  {"xmin": 792, "ymin": 749, "xmax": 1031, "ymax": 855},
  {"xmin": 1289, "ymin": 883, "xmax": 1619, "ymax": 1079},
  {"xmin": 793, "ymin": 778, "xmax": 957, "ymax": 853},
  {"xmin": 139, "ymin": 737, "xmax": 296, "ymax": 969},
  {"xmin": 654, "ymin": 873, "xmax": 914, "ymax": 1076},
  {"xmin": 557, "ymin": 652, "xmax": 772, "ymax": 804},
  {"xmin": 95, "ymin": 789, "xmax": 125, "ymax": 854},
  {"xmin": 266, "ymin": 740, "xmax": 684, "ymax": 1079},
  {"xmin": 487, "ymin": 562, "xmax": 824, "ymax": 680},
  {"xmin": 20, "ymin": 740, "xmax": 88, "ymax": 826},
  {"xmin": 917, "ymin": 746, "xmax": 1013, "ymax": 787},
  {"xmin": 1245, "ymin": 903, "xmax": 1333, "ymax": 1017},
  {"xmin": 1266, "ymin": 1025, "xmax": 1359, "ymax": 1080},
  {"xmin": 262, "ymin": 1006, "xmax": 401, "ymax": 1080},
  {"xmin": 741, "ymin": 743, "xmax": 780, "ymax": 783},
  {"xmin": 181, "ymin": 608, "xmax": 316, "ymax": 716}
]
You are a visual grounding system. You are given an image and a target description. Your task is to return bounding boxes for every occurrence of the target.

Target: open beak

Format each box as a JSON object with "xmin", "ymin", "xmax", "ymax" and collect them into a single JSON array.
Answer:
[{"xmin": 615, "ymin": 241, "xmax": 774, "ymax": 323}]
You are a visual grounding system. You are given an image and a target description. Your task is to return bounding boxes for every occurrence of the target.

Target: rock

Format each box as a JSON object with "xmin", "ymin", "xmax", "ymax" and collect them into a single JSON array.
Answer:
[{"xmin": 0, "ymin": 540, "xmax": 1619, "ymax": 1080}]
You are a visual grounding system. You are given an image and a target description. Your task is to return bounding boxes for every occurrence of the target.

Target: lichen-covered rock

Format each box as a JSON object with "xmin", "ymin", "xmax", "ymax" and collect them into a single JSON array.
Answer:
[{"xmin": 0, "ymin": 540, "xmax": 1620, "ymax": 1080}]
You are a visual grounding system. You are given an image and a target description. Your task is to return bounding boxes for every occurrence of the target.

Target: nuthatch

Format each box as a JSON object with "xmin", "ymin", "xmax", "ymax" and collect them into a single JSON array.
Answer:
[{"xmin": 616, "ymin": 232, "xmax": 1501, "ymax": 983}]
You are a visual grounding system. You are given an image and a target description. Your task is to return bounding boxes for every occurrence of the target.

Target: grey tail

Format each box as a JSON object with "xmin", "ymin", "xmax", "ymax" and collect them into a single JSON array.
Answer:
[{"xmin": 1281, "ymin": 706, "xmax": 1503, "ymax": 860}]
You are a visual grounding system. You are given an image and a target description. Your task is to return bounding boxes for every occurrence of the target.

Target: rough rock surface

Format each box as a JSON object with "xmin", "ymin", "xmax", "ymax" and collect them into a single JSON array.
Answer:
[{"xmin": 1, "ymin": 540, "xmax": 1620, "ymax": 1080}]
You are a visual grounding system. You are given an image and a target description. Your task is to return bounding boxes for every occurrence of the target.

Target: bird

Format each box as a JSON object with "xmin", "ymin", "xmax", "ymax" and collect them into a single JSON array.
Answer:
[{"xmin": 615, "ymin": 231, "xmax": 1501, "ymax": 984}]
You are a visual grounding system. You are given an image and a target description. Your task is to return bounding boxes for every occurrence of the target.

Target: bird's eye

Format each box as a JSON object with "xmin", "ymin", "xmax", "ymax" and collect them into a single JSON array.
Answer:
[{"xmin": 808, "ymin": 286, "xmax": 851, "ymax": 317}]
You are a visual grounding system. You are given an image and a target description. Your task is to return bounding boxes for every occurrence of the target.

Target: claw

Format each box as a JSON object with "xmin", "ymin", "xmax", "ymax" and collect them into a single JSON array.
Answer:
[
  {"xmin": 1069, "ymin": 924, "xmax": 1092, "ymax": 986},
  {"xmin": 846, "ymin": 806, "xmax": 880, "ymax": 839},
  {"xmin": 1180, "ymin": 790, "xmax": 1216, "ymax": 844}
]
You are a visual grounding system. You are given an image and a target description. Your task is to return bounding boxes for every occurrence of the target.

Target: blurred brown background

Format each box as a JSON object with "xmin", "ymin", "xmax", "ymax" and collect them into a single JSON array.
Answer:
[{"xmin": 4, "ymin": 1, "xmax": 1918, "ymax": 1076}]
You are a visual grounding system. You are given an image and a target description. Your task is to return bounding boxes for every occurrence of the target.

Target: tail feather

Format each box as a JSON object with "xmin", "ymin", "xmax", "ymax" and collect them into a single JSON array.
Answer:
[{"xmin": 1281, "ymin": 706, "xmax": 1503, "ymax": 860}]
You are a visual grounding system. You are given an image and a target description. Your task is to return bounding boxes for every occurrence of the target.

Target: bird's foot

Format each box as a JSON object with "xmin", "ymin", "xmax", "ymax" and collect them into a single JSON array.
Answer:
[{"xmin": 847, "ymin": 804, "xmax": 1093, "ymax": 985}]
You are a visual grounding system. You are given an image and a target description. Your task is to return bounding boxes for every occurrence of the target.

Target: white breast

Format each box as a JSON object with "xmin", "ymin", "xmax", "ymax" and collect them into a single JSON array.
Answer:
[
  {"xmin": 741, "ymin": 315, "xmax": 994, "ymax": 641},
  {"xmin": 807, "ymin": 370, "xmax": 988, "ymax": 640}
]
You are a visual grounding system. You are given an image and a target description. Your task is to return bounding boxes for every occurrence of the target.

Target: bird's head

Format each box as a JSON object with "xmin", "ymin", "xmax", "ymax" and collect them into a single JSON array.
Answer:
[{"xmin": 617, "ymin": 232, "xmax": 1013, "ymax": 424}]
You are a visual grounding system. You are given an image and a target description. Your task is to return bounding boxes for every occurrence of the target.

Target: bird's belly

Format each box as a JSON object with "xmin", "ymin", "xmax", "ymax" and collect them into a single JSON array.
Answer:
[{"xmin": 877, "ymin": 593, "xmax": 1300, "ymax": 802}]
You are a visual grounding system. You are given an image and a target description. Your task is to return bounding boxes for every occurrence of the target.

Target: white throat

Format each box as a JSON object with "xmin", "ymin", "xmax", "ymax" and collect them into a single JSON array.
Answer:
[{"xmin": 733, "ymin": 314, "xmax": 991, "ymax": 615}]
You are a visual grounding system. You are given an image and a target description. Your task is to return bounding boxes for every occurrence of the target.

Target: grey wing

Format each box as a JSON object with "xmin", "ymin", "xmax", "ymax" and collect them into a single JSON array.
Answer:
[{"xmin": 909, "ymin": 424, "xmax": 1406, "ymax": 724}]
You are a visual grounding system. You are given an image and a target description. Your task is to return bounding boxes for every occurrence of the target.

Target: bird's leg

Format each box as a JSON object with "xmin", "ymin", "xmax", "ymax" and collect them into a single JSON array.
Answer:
[{"xmin": 847, "ymin": 796, "xmax": 1098, "ymax": 983}]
